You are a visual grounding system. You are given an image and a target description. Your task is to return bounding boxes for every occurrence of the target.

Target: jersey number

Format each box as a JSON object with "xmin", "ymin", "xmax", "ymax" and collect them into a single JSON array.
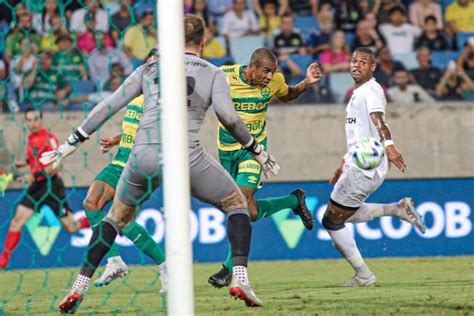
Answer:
[{"xmin": 186, "ymin": 76, "xmax": 195, "ymax": 107}]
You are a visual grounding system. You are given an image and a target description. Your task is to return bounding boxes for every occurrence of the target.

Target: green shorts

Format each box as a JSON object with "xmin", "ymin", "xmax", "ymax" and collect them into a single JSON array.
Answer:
[
  {"xmin": 218, "ymin": 139, "xmax": 267, "ymax": 190},
  {"xmin": 94, "ymin": 163, "xmax": 124, "ymax": 189}
]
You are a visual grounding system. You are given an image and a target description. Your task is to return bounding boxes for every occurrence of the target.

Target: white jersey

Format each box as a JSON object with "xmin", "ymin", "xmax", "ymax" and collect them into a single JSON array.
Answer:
[{"xmin": 345, "ymin": 78, "xmax": 388, "ymax": 179}]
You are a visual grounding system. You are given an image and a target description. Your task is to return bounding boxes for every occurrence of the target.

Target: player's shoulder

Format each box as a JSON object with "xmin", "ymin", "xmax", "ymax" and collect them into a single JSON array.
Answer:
[
  {"xmin": 219, "ymin": 64, "xmax": 240, "ymax": 75},
  {"xmin": 363, "ymin": 79, "xmax": 384, "ymax": 96},
  {"xmin": 272, "ymin": 71, "xmax": 286, "ymax": 84},
  {"xmin": 129, "ymin": 94, "xmax": 145, "ymax": 108}
]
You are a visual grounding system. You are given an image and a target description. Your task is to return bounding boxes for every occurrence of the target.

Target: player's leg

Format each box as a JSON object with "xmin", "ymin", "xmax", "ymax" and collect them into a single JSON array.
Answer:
[
  {"xmin": 190, "ymin": 149, "xmax": 262, "ymax": 307},
  {"xmin": 346, "ymin": 198, "xmax": 426, "ymax": 233},
  {"xmin": 0, "ymin": 204, "xmax": 34, "ymax": 269},
  {"xmin": 59, "ymin": 145, "xmax": 164, "ymax": 313},
  {"xmin": 322, "ymin": 165, "xmax": 382, "ymax": 287}
]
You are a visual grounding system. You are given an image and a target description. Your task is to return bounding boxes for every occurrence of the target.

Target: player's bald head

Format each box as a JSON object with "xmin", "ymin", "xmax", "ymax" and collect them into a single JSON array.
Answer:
[
  {"xmin": 249, "ymin": 48, "xmax": 278, "ymax": 68},
  {"xmin": 184, "ymin": 14, "xmax": 205, "ymax": 48}
]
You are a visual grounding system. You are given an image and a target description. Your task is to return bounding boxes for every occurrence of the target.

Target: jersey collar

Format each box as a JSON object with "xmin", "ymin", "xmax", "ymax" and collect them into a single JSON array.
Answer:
[{"xmin": 239, "ymin": 65, "xmax": 253, "ymax": 86}]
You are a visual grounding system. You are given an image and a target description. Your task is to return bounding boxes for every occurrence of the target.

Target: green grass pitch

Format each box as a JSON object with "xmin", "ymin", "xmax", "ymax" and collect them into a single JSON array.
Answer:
[{"xmin": 1, "ymin": 257, "xmax": 473, "ymax": 315}]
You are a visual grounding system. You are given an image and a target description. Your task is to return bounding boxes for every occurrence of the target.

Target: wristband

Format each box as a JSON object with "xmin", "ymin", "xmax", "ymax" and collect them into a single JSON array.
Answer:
[
  {"xmin": 384, "ymin": 140, "xmax": 394, "ymax": 148},
  {"xmin": 67, "ymin": 127, "xmax": 89, "ymax": 145},
  {"xmin": 244, "ymin": 138, "xmax": 259, "ymax": 154}
]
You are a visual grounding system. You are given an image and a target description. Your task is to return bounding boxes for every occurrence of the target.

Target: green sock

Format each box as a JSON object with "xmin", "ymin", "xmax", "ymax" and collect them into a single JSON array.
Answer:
[
  {"xmin": 223, "ymin": 245, "xmax": 233, "ymax": 270},
  {"xmin": 123, "ymin": 221, "xmax": 165, "ymax": 265},
  {"xmin": 85, "ymin": 209, "xmax": 121, "ymax": 259},
  {"xmin": 255, "ymin": 194, "xmax": 298, "ymax": 220}
]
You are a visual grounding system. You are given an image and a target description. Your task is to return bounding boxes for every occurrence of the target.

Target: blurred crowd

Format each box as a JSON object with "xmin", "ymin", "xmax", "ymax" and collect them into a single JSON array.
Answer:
[{"xmin": 0, "ymin": 0, "xmax": 473, "ymax": 112}]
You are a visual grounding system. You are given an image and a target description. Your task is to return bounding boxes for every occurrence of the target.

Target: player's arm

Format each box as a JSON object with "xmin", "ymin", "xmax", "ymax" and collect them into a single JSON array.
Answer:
[
  {"xmin": 370, "ymin": 112, "xmax": 406, "ymax": 172},
  {"xmin": 211, "ymin": 71, "xmax": 280, "ymax": 175},
  {"xmin": 40, "ymin": 67, "xmax": 144, "ymax": 168},
  {"xmin": 277, "ymin": 62, "xmax": 322, "ymax": 102},
  {"xmin": 100, "ymin": 134, "xmax": 121, "ymax": 153}
]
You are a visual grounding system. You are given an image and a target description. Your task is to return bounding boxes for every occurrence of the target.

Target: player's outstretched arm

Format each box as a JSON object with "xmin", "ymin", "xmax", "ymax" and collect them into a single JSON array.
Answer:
[
  {"xmin": 40, "ymin": 67, "xmax": 145, "ymax": 168},
  {"xmin": 278, "ymin": 62, "xmax": 322, "ymax": 102},
  {"xmin": 370, "ymin": 112, "xmax": 407, "ymax": 172}
]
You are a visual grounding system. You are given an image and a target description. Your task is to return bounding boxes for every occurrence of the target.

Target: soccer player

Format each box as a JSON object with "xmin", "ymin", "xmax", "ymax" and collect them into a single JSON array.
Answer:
[
  {"xmin": 208, "ymin": 48, "xmax": 322, "ymax": 288},
  {"xmin": 0, "ymin": 108, "xmax": 90, "ymax": 269},
  {"xmin": 82, "ymin": 95, "xmax": 166, "ymax": 289},
  {"xmin": 322, "ymin": 47, "xmax": 426, "ymax": 287},
  {"xmin": 41, "ymin": 15, "xmax": 277, "ymax": 312}
]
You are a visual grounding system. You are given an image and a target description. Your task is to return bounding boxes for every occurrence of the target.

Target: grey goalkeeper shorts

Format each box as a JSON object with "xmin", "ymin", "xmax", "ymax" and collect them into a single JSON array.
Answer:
[{"xmin": 116, "ymin": 144, "xmax": 244, "ymax": 211}]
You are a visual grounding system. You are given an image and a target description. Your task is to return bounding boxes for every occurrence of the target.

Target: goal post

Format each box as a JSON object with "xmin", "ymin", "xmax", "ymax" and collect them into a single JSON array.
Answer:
[{"xmin": 157, "ymin": 1, "xmax": 194, "ymax": 315}]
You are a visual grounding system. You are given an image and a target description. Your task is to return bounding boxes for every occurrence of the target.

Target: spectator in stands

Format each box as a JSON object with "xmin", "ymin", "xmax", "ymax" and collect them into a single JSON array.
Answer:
[
  {"xmin": 373, "ymin": 46, "xmax": 406, "ymax": 88},
  {"xmin": 221, "ymin": 0, "xmax": 259, "ymax": 38},
  {"xmin": 32, "ymin": 0, "xmax": 60, "ymax": 36},
  {"xmin": 409, "ymin": 0, "xmax": 442, "ymax": 30},
  {"xmin": 77, "ymin": 13, "xmax": 114, "ymax": 54},
  {"xmin": 8, "ymin": 3, "xmax": 28, "ymax": 29},
  {"xmin": 351, "ymin": 18, "xmax": 384, "ymax": 51},
  {"xmin": 411, "ymin": 47, "xmax": 442, "ymax": 96},
  {"xmin": 203, "ymin": 28, "xmax": 227, "ymax": 58},
  {"xmin": 52, "ymin": 33, "xmax": 88, "ymax": 82},
  {"xmin": 320, "ymin": 30, "xmax": 351, "ymax": 74},
  {"xmin": 335, "ymin": 0, "xmax": 363, "ymax": 33},
  {"xmin": 253, "ymin": 0, "xmax": 289, "ymax": 17},
  {"xmin": 9, "ymin": 38, "xmax": 38, "ymax": 105},
  {"xmin": 68, "ymin": 76, "xmax": 122, "ymax": 108},
  {"xmin": 101, "ymin": 63, "xmax": 126, "ymax": 92},
  {"xmin": 445, "ymin": 0, "xmax": 474, "ymax": 37},
  {"xmin": 272, "ymin": 13, "xmax": 305, "ymax": 55},
  {"xmin": 279, "ymin": 52, "xmax": 302, "ymax": 82},
  {"xmin": 23, "ymin": 52, "xmax": 71, "ymax": 111},
  {"xmin": 376, "ymin": 0, "xmax": 400, "ymax": 24},
  {"xmin": 207, "ymin": 0, "xmax": 233, "ymax": 25},
  {"xmin": 379, "ymin": 5, "xmax": 422, "ymax": 54},
  {"xmin": 435, "ymin": 61, "xmax": 474, "ymax": 100},
  {"xmin": 258, "ymin": 2, "xmax": 281, "ymax": 37},
  {"xmin": 88, "ymin": 32, "xmax": 133, "ymax": 88},
  {"xmin": 389, "ymin": 69, "xmax": 434, "ymax": 104},
  {"xmin": 306, "ymin": 5, "xmax": 335, "ymax": 57},
  {"xmin": 4, "ymin": 13, "xmax": 41, "ymax": 64},
  {"xmin": 70, "ymin": 0, "xmax": 109, "ymax": 34},
  {"xmin": 110, "ymin": 0, "xmax": 138, "ymax": 43},
  {"xmin": 457, "ymin": 40, "xmax": 474, "ymax": 81},
  {"xmin": 40, "ymin": 13, "xmax": 69, "ymax": 52},
  {"xmin": 415, "ymin": 16, "xmax": 449, "ymax": 51},
  {"xmin": 123, "ymin": 9, "xmax": 157, "ymax": 61},
  {"xmin": 288, "ymin": 0, "xmax": 318, "ymax": 16},
  {"xmin": 191, "ymin": 0, "xmax": 216, "ymax": 33}
]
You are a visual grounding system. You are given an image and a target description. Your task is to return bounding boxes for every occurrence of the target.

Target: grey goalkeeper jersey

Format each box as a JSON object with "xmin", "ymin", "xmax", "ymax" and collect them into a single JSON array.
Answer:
[{"xmin": 80, "ymin": 53, "xmax": 251, "ymax": 148}]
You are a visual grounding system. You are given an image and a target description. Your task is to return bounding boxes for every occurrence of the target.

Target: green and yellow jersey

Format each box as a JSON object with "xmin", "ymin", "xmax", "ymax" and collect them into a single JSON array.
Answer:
[
  {"xmin": 218, "ymin": 64, "xmax": 289, "ymax": 151},
  {"xmin": 111, "ymin": 95, "xmax": 144, "ymax": 167}
]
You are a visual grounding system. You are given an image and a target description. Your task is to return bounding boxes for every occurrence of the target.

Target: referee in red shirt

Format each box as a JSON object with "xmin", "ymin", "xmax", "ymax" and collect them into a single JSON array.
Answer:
[{"xmin": 0, "ymin": 108, "xmax": 89, "ymax": 269}]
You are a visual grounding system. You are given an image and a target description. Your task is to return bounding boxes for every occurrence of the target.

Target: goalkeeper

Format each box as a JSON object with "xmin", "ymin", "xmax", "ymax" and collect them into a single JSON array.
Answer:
[
  {"xmin": 41, "ymin": 15, "xmax": 278, "ymax": 312},
  {"xmin": 82, "ymin": 95, "xmax": 166, "ymax": 290},
  {"xmin": 209, "ymin": 48, "xmax": 322, "ymax": 288}
]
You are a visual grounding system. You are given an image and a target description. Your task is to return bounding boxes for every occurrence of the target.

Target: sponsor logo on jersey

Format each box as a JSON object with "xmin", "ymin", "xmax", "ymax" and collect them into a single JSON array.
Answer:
[
  {"xmin": 234, "ymin": 102, "xmax": 268, "ymax": 111},
  {"xmin": 346, "ymin": 117, "xmax": 357, "ymax": 124}
]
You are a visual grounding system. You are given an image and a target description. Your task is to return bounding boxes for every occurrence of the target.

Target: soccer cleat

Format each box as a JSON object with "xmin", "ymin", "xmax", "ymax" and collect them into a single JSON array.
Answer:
[
  {"xmin": 398, "ymin": 198, "xmax": 426, "ymax": 234},
  {"xmin": 208, "ymin": 265, "xmax": 232, "ymax": 288},
  {"xmin": 229, "ymin": 278, "xmax": 263, "ymax": 307},
  {"xmin": 58, "ymin": 285, "xmax": 87, "ymax": 314},
  {"xmin": 340, "ymin": 274, "xmax": 377, "ymax": 287},
  {"xmin": 94, "ymin": 261, "xmax": 128, "ymax": 287},
  {"xmin": 291, "ymin": 189, "xmax": 314, "ymax": 230}
]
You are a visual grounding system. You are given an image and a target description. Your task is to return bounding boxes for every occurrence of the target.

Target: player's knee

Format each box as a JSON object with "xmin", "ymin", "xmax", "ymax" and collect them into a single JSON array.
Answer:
[
  {"xmin": 322, "ymin": 210, "xmax": 346, "ymax": 231},
  {"xmin": 216, "ymin": 188, "xmax": 248, "ymax": 215}
]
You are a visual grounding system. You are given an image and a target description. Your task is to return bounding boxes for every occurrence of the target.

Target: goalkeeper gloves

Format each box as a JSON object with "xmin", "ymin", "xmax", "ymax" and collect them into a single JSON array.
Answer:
[
  {"xmin": 40, "ymin": 128, "xmax": 89, "ymax": 169},
  {"xmin": 244, "ymin": 138, "xmax": 280, "ymax": 176}
]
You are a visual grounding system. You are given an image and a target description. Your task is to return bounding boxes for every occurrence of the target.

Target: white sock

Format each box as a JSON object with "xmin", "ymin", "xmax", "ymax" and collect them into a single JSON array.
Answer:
[
  {"xmin": 107, "ymin": 256, "xmax": 126, "ymax": 266},
  {"xmin": 347, "ymin": 203, "xmax": 400, "ymax": 223},
  {"xmin": 158, "ymin": 262, "xmax": 166, "ymax": 275},
  {"xmin": 328, "ymin": 228, "xmax": 372, "ymax": 278},
  {"xmin": 73, "ymin": 274, "xmax": 90, "ymax": 292},
  {"xmin": 233, "ymin": 265, "xmax": 249, "ymax": 285}
]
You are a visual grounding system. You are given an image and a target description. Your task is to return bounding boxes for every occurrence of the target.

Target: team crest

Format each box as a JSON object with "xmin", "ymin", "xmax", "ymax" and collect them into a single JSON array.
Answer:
[{"xmin": 261, "ymin": 87, "xmax": 270, "ymax": 98}]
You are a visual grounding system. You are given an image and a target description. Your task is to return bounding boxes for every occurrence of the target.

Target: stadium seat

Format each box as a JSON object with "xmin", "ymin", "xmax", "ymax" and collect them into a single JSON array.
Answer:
[
  {"xmin": 294, "ymin": 16, "xmax": 318, "ymax": 39},
  {"xmin": 393, "ymin": 52, "xmax": 419, "ymax": 70},
  {"xmin": 229, "ymin": 35, "xmax": 265, "ymax": 65},
  {"xmin": 328, "ymin": 72, "xmax": 354, "ymax": 104},
  {"xmin": 206, "ymin": 56, "xmax": 234, "ymax": 67},
  {"xmin": 456, "ymin": 33, "xmax": 474, "ymax": 51},
  {"xmin": 73, "ymin": 80, "xmax": 95, "ymax": 95},
  {"xmin": 431, "ymin": 51, "xmax": 460, "ymax": 70}
]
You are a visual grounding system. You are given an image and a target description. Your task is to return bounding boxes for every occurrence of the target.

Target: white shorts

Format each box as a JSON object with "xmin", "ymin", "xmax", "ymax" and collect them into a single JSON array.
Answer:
[{"xmin": 330, "ymin": 163, "xmax": 385, "ymax": 209}]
